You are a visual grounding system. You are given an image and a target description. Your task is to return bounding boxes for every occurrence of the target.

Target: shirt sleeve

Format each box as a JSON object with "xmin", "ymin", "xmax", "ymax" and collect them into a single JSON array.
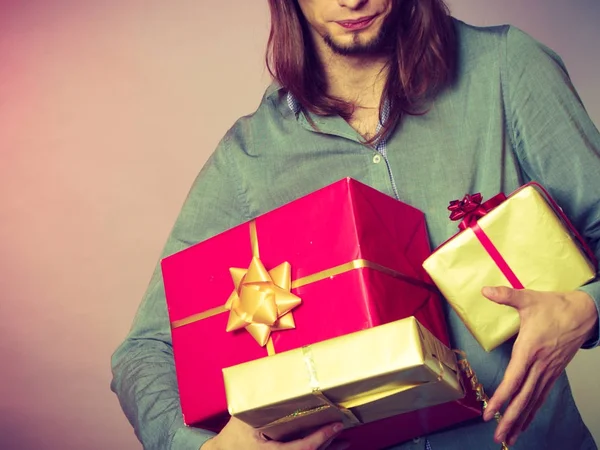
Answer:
[
  {"xmin": 502, "ymin": 25, "xmax": 600, "ymax": 348},
  {"xmin": 110, "ymin": 131, "xmax": 251, "ymax": 449}
]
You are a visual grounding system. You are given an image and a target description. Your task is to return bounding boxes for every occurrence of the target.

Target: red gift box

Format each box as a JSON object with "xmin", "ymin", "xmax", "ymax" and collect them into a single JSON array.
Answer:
[{"xmin": 161, "ymin": 177, "xmax": 449, "ymax": 431}]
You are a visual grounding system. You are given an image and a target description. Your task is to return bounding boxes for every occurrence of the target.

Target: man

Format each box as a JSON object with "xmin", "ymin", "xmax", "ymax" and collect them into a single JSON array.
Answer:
[{"xmin": 110, "ymin": 0, "xmax": 600, "ymax": 449}]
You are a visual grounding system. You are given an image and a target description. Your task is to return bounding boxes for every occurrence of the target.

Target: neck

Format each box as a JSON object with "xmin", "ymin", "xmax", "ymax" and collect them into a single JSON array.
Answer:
[{"xmin": 314, "ymin": 38, "xmax": 390, "ymax": 110}]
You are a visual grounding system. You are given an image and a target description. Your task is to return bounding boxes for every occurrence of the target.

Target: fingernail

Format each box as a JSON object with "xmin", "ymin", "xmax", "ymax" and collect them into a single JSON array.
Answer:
[
  {"xmin": 495, "ymin": 433, "xmax": 505, "ymax": 444},
  {"xmin": 333, "ymin": 423, "xmax": 344, "ymax": 433},
  {"xmin": 509, "ymin": 436, "xmax": 517, "ymax": 446}
]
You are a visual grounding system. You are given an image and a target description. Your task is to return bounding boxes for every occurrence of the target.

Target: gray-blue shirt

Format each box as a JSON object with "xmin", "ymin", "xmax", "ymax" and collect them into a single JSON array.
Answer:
[{"xmin": 110, "ymin": 20, "xmax": 600, "ymax": 450}]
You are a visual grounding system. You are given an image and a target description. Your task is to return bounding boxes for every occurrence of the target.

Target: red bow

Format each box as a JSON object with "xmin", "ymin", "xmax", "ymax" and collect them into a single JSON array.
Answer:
[{"xmin": 448, "ymin": 192, "xmax": 506, "ymax": 230}]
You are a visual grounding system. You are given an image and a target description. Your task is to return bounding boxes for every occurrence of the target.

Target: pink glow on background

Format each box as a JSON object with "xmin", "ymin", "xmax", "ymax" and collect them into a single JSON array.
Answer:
[{"xmin": 0, "ymin": 1, "xmax": 597, "ymax": 449}]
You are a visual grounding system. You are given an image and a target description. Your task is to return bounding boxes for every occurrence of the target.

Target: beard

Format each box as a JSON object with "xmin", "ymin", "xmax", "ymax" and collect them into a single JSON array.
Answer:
[{"xmin": 322, "ymin": 16, "xmax": 394, "ymax": 56}]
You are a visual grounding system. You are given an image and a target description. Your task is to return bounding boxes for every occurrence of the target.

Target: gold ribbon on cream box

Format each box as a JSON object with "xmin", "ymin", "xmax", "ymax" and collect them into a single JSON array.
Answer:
[{"xmin": 222, "ymin": 316, "xmax": 464, "ymax": 441}]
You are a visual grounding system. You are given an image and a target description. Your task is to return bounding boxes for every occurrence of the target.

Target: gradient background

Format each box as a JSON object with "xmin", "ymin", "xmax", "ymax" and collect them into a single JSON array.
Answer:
[{"xmin": 1, "ymin": 1, "xmax": 598, "ymax": 449}]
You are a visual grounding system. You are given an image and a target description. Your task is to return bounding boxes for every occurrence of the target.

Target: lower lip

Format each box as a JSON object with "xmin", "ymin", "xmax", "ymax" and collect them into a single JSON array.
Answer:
[{"xmin": 337, "ymin": 16, "xmax": 375, "ymax": 30}]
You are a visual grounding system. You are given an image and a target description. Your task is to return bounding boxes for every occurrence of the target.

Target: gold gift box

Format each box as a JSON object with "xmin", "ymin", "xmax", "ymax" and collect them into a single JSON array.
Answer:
[
  {"xmin": 423, "ymin": 184, "xmax": 596, "ymax": 352},
  {"xmin": 222, "ymin": 317, "xmax": 465, "ymax": 441}
]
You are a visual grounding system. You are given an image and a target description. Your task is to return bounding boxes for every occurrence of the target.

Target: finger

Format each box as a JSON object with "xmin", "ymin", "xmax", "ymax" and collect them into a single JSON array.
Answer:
[
  {"xmin": 505, "ymin": 371, "xmax": 548, "ymax": 446},
  {"xmin": 318, "ymin": 435, "xmax": 336, "ymax": 450},
  {"xmin": 280, "ymin": 423, "xmax": 344, "ymax": 450},
  {"xmin": 493, "ymin": 364, "xmax": 541, "ymax": 444},
  {"xmin": 481, "ymin": 286, "xmax": 527, "ymax": 309},
  {"xmin": 484, "ymin": 341, "xmax": 532, "ymax": 421},
  {"xmin": 520, "ymin": 375, "xmax": 556, "ymax": 434}
]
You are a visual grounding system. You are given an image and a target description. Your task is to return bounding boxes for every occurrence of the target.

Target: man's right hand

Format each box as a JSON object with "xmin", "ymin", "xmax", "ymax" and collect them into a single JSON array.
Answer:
[{"xmin": 201, "ymin": 417, "xmax": 348, "ymax": 450}]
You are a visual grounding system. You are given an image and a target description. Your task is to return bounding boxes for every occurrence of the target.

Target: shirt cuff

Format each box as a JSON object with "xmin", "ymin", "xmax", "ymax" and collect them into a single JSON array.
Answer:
[
  {"xmin": 172, "ymin": 426, "xmax": 216, "ymax": 450},
  {"xmin": 577, "ymin": 279, "xmax": 600, "ymax": 349}
]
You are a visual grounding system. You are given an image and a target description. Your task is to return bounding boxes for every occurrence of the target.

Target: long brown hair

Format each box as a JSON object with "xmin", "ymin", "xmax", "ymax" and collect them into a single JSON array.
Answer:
[{"xmin": 266, "ymin": 0, "xmax": 456, "ymax": 143}]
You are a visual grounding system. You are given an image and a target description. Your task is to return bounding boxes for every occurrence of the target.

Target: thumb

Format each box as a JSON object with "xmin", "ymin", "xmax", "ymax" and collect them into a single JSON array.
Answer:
[{"xmin": 482, "ymin": 286, "xmax": 525, "ymax": 308}]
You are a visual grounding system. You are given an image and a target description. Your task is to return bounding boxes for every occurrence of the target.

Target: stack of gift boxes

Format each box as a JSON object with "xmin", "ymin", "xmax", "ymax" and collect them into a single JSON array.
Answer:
[{"xmin": 161, "ymin": 177, "xmax": 596, "ymax": 449}]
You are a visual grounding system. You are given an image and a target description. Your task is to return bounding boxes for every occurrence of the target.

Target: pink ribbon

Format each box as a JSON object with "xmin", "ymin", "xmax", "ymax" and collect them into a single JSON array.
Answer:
[
  {"xmin": 448, "ymin": 192, "xmax": 524, "ymax": 289},
  {"xmin": 448, "ymin": 183, "xmax": 597, "ymax": 291}
]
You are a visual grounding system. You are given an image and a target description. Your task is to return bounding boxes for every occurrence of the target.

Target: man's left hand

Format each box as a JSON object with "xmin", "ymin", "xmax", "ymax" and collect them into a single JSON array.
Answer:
[{"xmin": 481, "ymin": 286, "xmax": 598, "ymax": 446}]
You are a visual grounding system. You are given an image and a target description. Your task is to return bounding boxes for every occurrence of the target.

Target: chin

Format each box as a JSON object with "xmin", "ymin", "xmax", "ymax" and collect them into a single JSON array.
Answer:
[{"xmin": 324, "ymin": 31, "xmax": 386, "ymax": 56}]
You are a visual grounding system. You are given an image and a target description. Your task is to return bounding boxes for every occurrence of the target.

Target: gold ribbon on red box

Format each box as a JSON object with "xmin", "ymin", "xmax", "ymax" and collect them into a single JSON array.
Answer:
[{"xmin": 171, "ymin": 219, "xmax": 438, "ymax": 355}]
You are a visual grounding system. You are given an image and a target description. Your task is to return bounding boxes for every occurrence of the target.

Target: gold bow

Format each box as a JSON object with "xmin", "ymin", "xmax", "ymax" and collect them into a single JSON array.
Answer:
[{"xmin": 225, "ymin": 256, "xmax": 302, "ymax": 347}]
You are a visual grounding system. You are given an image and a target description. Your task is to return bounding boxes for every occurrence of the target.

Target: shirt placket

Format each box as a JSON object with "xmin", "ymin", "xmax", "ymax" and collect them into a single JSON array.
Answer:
[
  {"xmin": 286, "ymin": 91, "xmax": 432, "ymax": 449},
  {"xmin": 373, "ymin": 99, "xmax": 401, "ymax": 201}
]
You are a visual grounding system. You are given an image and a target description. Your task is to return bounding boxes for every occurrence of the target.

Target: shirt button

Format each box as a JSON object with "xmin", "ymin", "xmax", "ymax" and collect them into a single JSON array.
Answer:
[{"xmin": 372, "ymin": 154, "xmax": 382, "ymax": 164}]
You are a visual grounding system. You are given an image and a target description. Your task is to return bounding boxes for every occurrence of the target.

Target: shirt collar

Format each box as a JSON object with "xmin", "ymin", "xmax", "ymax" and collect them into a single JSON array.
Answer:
[
  {"xmin": 286, "ymin": 90, "xmax": 302, "ymax": 116},
  {"xmin": 284, "ymin": 88, "xmax": 390, "ymax": 126},
  {"xmin": 267, "ymin": 82, "xmax": 392, "ymax": 147}
]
